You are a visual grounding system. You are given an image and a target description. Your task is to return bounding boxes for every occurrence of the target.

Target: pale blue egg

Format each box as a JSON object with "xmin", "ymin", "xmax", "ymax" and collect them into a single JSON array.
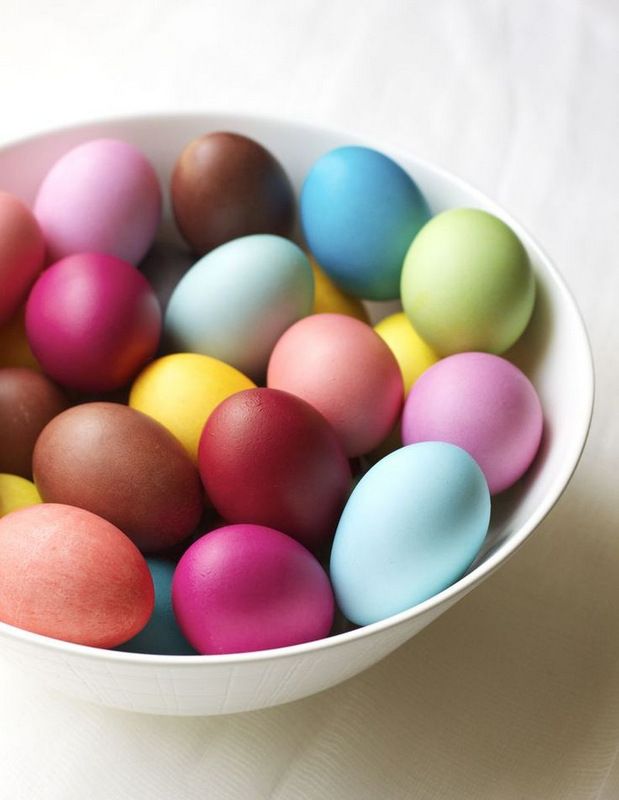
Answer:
[
  {"xmin": 330, "ymin": 442, "xmax": 490, "ymax": 626},
  {"xmin": 164, "ymin": 234, "xmax": 313, "ymax": 378},
  {"xmin": 117, "ymin": 558, "xmax": 196, "ymax": 655}
]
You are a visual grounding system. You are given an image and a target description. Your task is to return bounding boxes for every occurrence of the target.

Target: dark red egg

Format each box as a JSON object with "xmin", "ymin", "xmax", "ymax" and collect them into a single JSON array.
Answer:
[{"xmin": 198, "ymin": 388, "xmax": 351, "ymax": 551}]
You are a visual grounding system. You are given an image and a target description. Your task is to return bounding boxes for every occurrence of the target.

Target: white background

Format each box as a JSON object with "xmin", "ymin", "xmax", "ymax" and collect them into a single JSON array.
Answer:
[{"xmin": 0, "ymin": 1, "xmax": 617, "ymax": 797}]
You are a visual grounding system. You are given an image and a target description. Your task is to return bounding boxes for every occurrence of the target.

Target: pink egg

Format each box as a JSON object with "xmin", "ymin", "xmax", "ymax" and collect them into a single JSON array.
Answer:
[
  {"xmin": 401, "ymin": 352, "xmax": 543, "ymax": 494},
  {"xmin": 267, "ymin": 313, "xmax": 403, "ymax": 457},
  {"xmin": 172, "ymin": 524, "xmax": 335, "ymax": 654},
  {"xmin": 34, "ymin": 139, "xmax": 161, "ymax": 265},
  {"xmin": 25, "ymin": 253, "xmax": 161, "ymax": 392},
  {"xmin": 0, "ymin": 503, "xmax": 154, "ymax": 648},
  {"xmin": 0, "ymin": 192, "xmax": 45, "ymax": 325}
]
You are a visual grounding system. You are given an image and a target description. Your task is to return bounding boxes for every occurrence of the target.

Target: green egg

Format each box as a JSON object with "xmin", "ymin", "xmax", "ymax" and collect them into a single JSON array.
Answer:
[{"xmin": 400, "ymin": 208, "xmax": 535, "ymax": 355}]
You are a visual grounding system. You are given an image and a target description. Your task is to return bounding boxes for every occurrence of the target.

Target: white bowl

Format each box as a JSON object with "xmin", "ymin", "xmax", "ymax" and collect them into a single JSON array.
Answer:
[{"xmin": 0, "ymin": 113, "xmax": 593, "ymax": 716}]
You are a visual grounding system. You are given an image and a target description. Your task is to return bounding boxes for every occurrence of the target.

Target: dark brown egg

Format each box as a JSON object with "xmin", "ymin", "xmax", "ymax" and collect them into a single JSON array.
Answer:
[
  {"xmin": 171, "ymin": 131, "xmax": 295, "ymax": 254},
  {"xmin": 33, "ymin": 402, "xmax": 204, "ymax": 553},
  {"xmin": 0, "ymin": 367, "xmax": 68, "ymax": 477}
]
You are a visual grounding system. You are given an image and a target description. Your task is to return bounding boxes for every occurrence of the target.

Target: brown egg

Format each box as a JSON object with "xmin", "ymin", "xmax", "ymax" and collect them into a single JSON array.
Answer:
[
  {"xmin": 33, "ymin": 402, "xmax": 204, "ymax": 553},
  {"xmin": 0, "ymin": 367, "xmax": 68, "ymax": 477},
  {"xmin": 171, "ymin": 131, "xmax": 295, "ymax": 254}
]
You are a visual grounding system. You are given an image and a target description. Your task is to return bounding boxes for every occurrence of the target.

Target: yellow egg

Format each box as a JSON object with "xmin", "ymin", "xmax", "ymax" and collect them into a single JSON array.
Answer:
[
  {"xmin": 0, "ymin": 474, "xmax": 42, "ymax": 517},
  {"xmin": 374, "ymin": 312, "xmax": 438, "ymax": 394},
  {"xmin": 0, "ymin": 309, "xmax": 40, "ymax": 370},
  {"xmin": 129, "ymin": 353, "xmax": 255, "ymax": 461},
  {"xmin": 310, "ymin": 257, "xmax": 369, "ymax": 323}
]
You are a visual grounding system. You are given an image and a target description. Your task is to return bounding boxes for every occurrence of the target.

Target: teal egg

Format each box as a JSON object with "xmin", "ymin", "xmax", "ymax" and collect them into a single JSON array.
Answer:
[
  {"xmin": 164, "ymin": 234, "xmax": 313, "ymax": 378},
  {"xmin": 330, "ymin": 442, "xmax": 490, "ymax": 626},
  {"xmin": 117, "ymin": 558, "xmax": 196, "ymax": 655}
]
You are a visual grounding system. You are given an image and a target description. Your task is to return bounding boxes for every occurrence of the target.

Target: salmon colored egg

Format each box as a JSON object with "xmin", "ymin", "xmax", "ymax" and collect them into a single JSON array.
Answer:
[
  {"xmin": 267, "ymin": 313, "xmax": 404, "ymax": 457},
  {"xmin": 0, "ymin": 503, "xmax": 154, "ymax": 648},
  {"xmin": 0, "ymin": 192, "xmax": 45, "ymax": 326}
]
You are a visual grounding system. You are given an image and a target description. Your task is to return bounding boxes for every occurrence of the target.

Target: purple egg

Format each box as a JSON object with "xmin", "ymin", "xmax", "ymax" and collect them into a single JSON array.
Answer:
[
  {"xmin": 172, "ymin": 524, "xmax": 335, "ymax": 654},
  {"xmin": 34, "ymin": 138, "xmax": 161, "ymax": 265},
  {"xmin": 25, "ymin": 253, "xmax": 161, "ymax": 392},
  {"xmin": 401, "ymin": 352, "xmax": 543, "ymax": 494}
]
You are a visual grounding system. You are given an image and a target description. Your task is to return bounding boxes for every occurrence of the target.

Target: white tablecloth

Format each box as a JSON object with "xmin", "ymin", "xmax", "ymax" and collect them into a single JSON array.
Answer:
[{"xmin": 1, "ymin": 1, "xmax": 617, "ymax": 797}]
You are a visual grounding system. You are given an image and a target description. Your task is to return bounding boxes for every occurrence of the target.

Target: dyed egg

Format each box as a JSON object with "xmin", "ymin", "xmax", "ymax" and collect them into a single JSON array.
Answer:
[
  {"xmin": 130, "ymin": 353, "xmax": 255, "ymax": 461},
  {"xmin": 0, "ymin": 309, "xmax": 40, "ymax": 370},
  {"xmin": 0, "ymin": 503, "xmax": 154, "ymax": 648},
  {"xmin": 401, "ymin": 208, "xmax": 535, "ymax": 355},
  {"xmin": 330, "ymin": 442, "xmax": 491, "ymax": 626},
  {"xmin": 34, "ymin": 138, "xmax": 161, "ymax": 264},
  {"xmin": 117, "ymin": 559, "xmax": 196, "ymax": 655},
  {"xmin": 310, "ymin": 257, "xmax": 368, "ymax": 322},
  {"xmin": 374, "ymin": 312, "xmax": 438, "ymax": 394},
  {"xmin": 172, "ymin": 524, "xmax": 334, "ymax": 654},
  {"xmin": 0, "ymin": 192, "xmax": 45, "ymax": 325},
  {"xmin": 198, "ymin": 388, "xmax": 351, "ymax": 551},
  {"xmin": 25, "ymin": 253, "xmax": 162, "ymax": 392},
  {"xmin": 33, "ymin": 403, "xmax": 204, "ymax": 553},
  {"xmin": 165, "ymin": 235, "xmax": 313, "ymax": 378},
  {"xmin": 267, "ymin": 314, "xmax": 403, "ymax": 457},
  {"xmin": 0, "ymin": 367, "xmax": 68, "ymax": 477},
  {"xmin": 401, "ymin": 352, "xmax": 543, "ymax": 494},
  {"xmin": 0, "ymin": 474, "xmax": 41, "ymax": 517},
  {"xmin": 171, "ymin": 131, "xmax": 295, "ymax": 254},
  {"xmin": 300, "ymin": 146, "xmax": 430, "ymax": 300}
]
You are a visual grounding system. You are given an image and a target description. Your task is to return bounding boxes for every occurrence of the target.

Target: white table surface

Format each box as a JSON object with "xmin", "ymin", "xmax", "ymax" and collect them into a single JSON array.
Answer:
[{"xmin": 1, "ymin": 1, "xmax": 617, "ymax": 797}]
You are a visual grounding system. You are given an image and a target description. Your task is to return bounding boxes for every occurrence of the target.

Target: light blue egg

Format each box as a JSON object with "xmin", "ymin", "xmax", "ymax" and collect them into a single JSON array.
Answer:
[
  {"xmin": 117, "ymin": 558, "xmax": 196, "ymax": 656},
  {"xmin": 300, "ymin": 146, "xmax": 430, "ymax": 301},
  {"xmin": 330, "ymin": 442, "xmax": 490, "ymax": 626},
  {"xmin": 164, "ymin": 234, "xmax": 314, "ymax": 378}
]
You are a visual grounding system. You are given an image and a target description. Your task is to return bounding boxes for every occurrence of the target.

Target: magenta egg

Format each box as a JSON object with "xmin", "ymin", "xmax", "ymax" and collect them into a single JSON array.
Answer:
[
  {"xmin": 267, "ymin": 313, "xmax": 403, "ymax": 457},
  {"xmin": 34, "ymin": 138, "xmax": 161, "ymax": 265},
  {"xmin": 25, "ymin": 253, "xmax": 161, "ymax": 392},
  {"xmin": 401, "ymin": 352, "xmax": 543, "ymax": 494},
  {"xmin": 172, "ymin": 524, "xmax": 335, "ymax": 654}
]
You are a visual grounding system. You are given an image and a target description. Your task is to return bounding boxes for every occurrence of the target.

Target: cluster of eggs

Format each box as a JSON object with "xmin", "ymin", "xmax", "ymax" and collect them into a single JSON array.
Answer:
[{"xmin": 0, "ymin": 131, "xmax": 543, "ymax": 655}]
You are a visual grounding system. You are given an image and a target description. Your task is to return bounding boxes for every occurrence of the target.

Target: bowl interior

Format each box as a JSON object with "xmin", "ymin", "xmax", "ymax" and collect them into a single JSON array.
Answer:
[{"xmin": 0, "ymin": 112, "xmax": 593, "ymax": 658}]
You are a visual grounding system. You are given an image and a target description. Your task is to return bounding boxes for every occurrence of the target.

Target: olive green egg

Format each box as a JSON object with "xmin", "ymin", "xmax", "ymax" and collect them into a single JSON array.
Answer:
[{"xmin": 400, "ymin": 208, "xmax": 535, "ymax": 355}]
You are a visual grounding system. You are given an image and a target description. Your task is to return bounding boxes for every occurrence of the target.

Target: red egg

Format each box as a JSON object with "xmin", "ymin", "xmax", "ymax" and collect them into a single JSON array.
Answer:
[
  {"xmin": 0, "ymin": 192, "xmax": 45, "ymax": 325},
  {"xmin": 267, "ymin": 313, "xmax": 404, "ymax": 457},
  {"xmin": 25, "ymin": 253, "xmax": 161, "ymax": 392},
  {"xmin": 0, "ymin": 503, "xmax": 154, "ymax": 648},
  {"xmin": 198, "ymin": 388, "xmax": 352, "ymax": 551}
]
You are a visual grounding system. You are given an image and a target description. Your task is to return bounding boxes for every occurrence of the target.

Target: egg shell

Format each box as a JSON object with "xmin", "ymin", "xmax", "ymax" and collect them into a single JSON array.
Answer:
[
  {"xmin": 25, "ymin": 253, "xmax": 162, "ymax": 392},
  {"xmin": 33, "ymin": 402, "xmax": 204, "ymax": 553},
  {"xmin": 0, "ymin": 474, "xmax": 41, "ymax": 517},
  {"xmin": 0, "ymin": 367, "xmax": 68, "ymax": 478},
  {"xmin": 330, "ymin": 442, "xmax": 491, "ymax": 626},
  {"xmin": 172, "ymin": 524, "xmax": 334, "ymax": 654},
  {"xmin": 34, "ymin": 138, "xmax": 161, "ymax": 265},
  {"xmin": 267, "ymin": 313, "xmax": 403, "ymax": 457},
  {"xmin": 130, "ymin": 353, "xmax": 256, "ymax": 462},
  {"xmin": 171, "ymin": 131, "xmax": 295, "ymax": 255},
  {"xmin": 309, "ymin": 257, "xmax": 368, "ymax": 322},
  {"xmin": 117, "ymin": 559, "xmax": 196, "ymax": 655},
  {"xmin": 165, "ymin": 235, "xmax": 314, "ymax": 379},
  {"xmin": 374, "ymin": 312, "xmax": 438, "ymax": 395},
  {"xmin": 138, "ymin": 242, "xmax": 194, "ymax": 312},
  {"xmin": 300, "ymin": 146, "xmax": 430, "ymax": 300},
  {"xmin": 198, "ymin": 388, "xmax": 351, "ymax": 551},
  {"xmin": 401, "ymin": 352, "xmax": 543, "ymax": 494},
  {"xmin": 0, "ymin": 503, "xmax": 154, "ymax": 648},
  {"xmin": 0, "ymin": 308, "xmax": 40, "ymax": 370},
  {"xmin": 0, "ymin": 192, "xmax": 45, "ymax": 325},
  {"xmin": 400, "ymin": 208, "xmax": 536, "ymax": 355}
]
